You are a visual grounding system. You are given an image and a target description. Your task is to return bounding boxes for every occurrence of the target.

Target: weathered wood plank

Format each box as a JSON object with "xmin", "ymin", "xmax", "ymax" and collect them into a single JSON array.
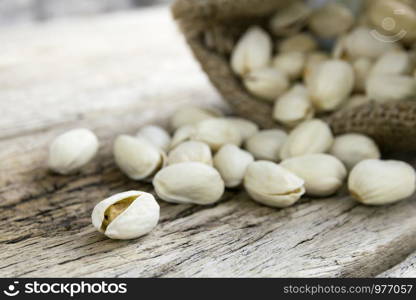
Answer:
[
  {"xmin": 378, "ymin": 252, "xmax": 416, "ymax": 278},
  {"xmin": 0, "ymin": 7, "xmax": 225, "ymax": 140},
  {"xmin": 1, "ymin": 6, "xmax": 416, "ymax": 278}
]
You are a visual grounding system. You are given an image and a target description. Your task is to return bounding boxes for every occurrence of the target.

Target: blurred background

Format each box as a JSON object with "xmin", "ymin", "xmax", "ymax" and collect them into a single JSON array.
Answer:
[{"xmin": 0, "ymin": 0, "xmax": 173, "ymax": 25}]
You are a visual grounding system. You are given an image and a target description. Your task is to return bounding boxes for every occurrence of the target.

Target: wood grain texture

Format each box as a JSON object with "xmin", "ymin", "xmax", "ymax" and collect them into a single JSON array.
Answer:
[
  {"xmin": 378, "ymin": 252, "xmax": 416, "ymax": 278},
  {"xmin": 1, "ymin": 6, "xmax": 416, "ymax": 277}
]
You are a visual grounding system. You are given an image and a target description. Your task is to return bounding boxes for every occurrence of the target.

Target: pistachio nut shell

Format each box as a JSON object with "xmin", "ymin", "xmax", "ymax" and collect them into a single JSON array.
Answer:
[
  {"xmin": 244, "ymin": 129, "xmax": 288, "ymax": 162},
  {"xmin": 137, "ymin": 125, "xmax": 171, "ymax": 152},
  {"xmin": 278, "ymin": 33, "xmax": 318, "ymax": 53},
  {"xmin": 114, "ymin": 135, "xmax": 164, "ymax": 180},
  {"xmin": 281, "ymin": 154, "xmax": 347, "ymax": 197},
  {"xmin": 167, "ymin": 141, "xmax": 213, "ymax": 166},
  {"xmin": 308, "ymin": 2, "xmax": 354, "ymax": 38},
  {"xmin": 225, "ymin": 117, "xmax": 259, "ymax": 141},
  {"xmin": 153, "ymin": 162, "xmax": 225, "ymax": 205},
  {"xmin": 272, "ymin": 52, "xmax": 306, "ymax": 80},
  {"xmin": 244, "ymin": 161, "xmax": 305, "ymax": 208},
  {"xmin": 273, "ymin": 84, "xmax": 314, "ymax": 127},
  {"xmin": 280, "ymin": 119, "xmax": 334, "ymax": 160},
  {"xmin": 213, "ymin": 144, "xmax": 254, "ymax": 188},
  {"xmin": 330, "ymin": 133, "xmax": 381, "ymax": 169},
  {"xmin": 269, "ymin": 0, "xmax": 311, "ymax": 36},
  {"xmin": 231, "ymin": 26, "xmax": 272, "ymax": 76},
  {"xmin": 308, "ymin": 60, "xmax": 354, "ymax": 112},
  {"xmin": 366, "ymin": 74, "xmax": 416, "ymax": 103},
  {"xmin": 170, "ymin": 106, "xmax": 222, "ymax": 130},
  {"xmin": 48, "ymin": 128, "xmax": 99, "ymax": 175},
  {"xmin": 349, "ymin": 159, "xmax": 416, "ymax": 205},
  {"xmin": 192, "ymin": 118, "xmax": 242, "ymax": 151},
  {"xmin": 243, "ymin": 67, "xmax": 290, "ymax": 102},
  {"xmin": 91, "ymin": 191, "xmax": 159, "ymax": 240}
]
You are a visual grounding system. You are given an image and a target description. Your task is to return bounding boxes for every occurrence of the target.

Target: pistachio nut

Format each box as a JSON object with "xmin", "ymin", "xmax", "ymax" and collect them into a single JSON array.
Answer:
[
  {"xmin": 329, "ymin": 133, "xmax": 381, "ymax": 169},
  {"xmin": 366, "ymin": 74, "xmax": 416, "ymax": 103},
  {"xmin": 170, "ymin": 125, "xmax": 196, "ymax": 150},
  {"xmin": 91, "ymin": 191, "xmax": 160, "ymax": 240},
  {"xmin": 137, "ymin": 125, "xmax": 171, "ymax": 152},
  {"xmin": 167, "ymin": 141, "xmax": 213, "ymax": 166},
  {"xmin": 243, "ymin": 67, "xmax": 289, "ymax": 102},
  {"xmin": 244, "ymin": 161, "xmax": 305, "ymax": 208},
  {"xmin": 280, "ymin": 119, "xmax": 334, "ymax": 160},
  {"xmin": 272, "ymin": 51, "xmax": 306, "ymax": 80},
  {"xmin": 113, "ymin": 135, "xmax": 166, "ymax": 180},
  {"xmin": 303, "ymin": 51, "xmax": 329, "ymax": 84},
  {"xmin": 348, "ymin": 159, "xmax": 416, "ymax": 205},
  {"xmin": 281, "ymin": 154, "xmax": 347, "ymax": 197},
  {"xmin": 192, "ymin": 118, "xmax": 242, "ymax": 151},
  {"xmin": 273, "ymin": 84, "xmax": 314, "ymax": 127},
  {"xmin": 213, "ymin": 144, "xmax": 254, "ymax": 188},
  {"xmin": 170, "ymin": 106, "xmax": 222, "ymax": 131},
  {"xmin": 153, "ymin": 162, "xmax": 225, "ymax": 205},
  {"xmin": 342, "ymin": 94, "xmax": 371, "ymax": 109},
  {"xmin": 343, "ymin": 27, "xmax": 400, "ymax": 59},
  {"xmin": 244, "ymin": 129, "xmax": 288, "ymax": 162},
  {"xmin": 370, "ymin": 50, "xmax": 412, "ymax": 76},
  {"xmin": 278, "ymin": 33, "xmax": 318, "ymax": 53},
  {"xmin": 231, "ymin": 26, "xmax": 272, "ymax": 76},
  {"xmin": 269, "ymin": 0, "xmax": 311, "ymax": 36},
  {"xmin": 308, "ymin": 60, "xmax": 354, "ymax": 111},
  {"xmin": 225, "ymin": 117, "xmax": 259, "ymax": 141},
  {"xmin": 308, "ymin": 2, "xmax": 354, "ymax": 38},
  {"xmin": 48, "ymin": 128, "xmax": 99, "ymax": 175}
]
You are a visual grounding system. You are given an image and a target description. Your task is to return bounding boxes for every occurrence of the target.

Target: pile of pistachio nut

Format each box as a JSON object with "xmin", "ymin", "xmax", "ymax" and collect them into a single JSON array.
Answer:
[
  {"xmin": 47, "ymin": 104, "xmax": 416, "ymax": 240},
  {"xmin": 231, "ymin": 0, "xmax": 416, "ymax": 123}
]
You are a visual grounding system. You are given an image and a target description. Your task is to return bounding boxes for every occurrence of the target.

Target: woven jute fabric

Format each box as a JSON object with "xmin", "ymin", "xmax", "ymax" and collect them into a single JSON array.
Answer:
[{"xmin": 171, "ymin": 0, "xmax": 416, "ymax": 151}]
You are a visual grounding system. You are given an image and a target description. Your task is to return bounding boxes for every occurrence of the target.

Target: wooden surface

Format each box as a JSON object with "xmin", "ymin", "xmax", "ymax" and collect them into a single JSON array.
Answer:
[{"xmin": 1, "ymin": 6, "xmax": 416, "ymax": 278}]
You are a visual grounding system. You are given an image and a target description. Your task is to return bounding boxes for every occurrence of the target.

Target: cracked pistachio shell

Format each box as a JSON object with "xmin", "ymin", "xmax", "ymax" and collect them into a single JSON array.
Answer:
[
  {"xmin": 231, "ymin": 26, "xmax": 272, "ymax": 76},
  {"xmin": 114, "ymin": 135, "xmax": 165, "ymax": 180},
  {"xmin": 269, "ymin": 0, "xmax": 311, "ymax": 36},
  {"xmin": 329, "ymin": 134, "xmax": 381, "ymax": 169},
  {"xmin": 348, "ymin": 159, "xmax": 416, "ymax": 205},
  {"xmin": 308, "ymin": 60, "xmax": 354, "ymax": 112},
  {"xmin": 91, "ymin": 191, "xmax": 159, "ymax": 240},
  {"xmin": 170, "ymin": 106, "xmax": 222, "ymax": 131},
  {"xmin": 244, "ymin": 129, "xmax": 288, "ymax": 162},
  {"xmin": 370, "ymin": 50, "xmax": 412, "ymax": 76},
  {"xmin": 278, "ymin": 33, "xmax": 318, "ymax": 53},
  {"xmin": 272, "ymin": 51, "xmax": 306, "ymax": 80},
  {"xmin": 344, "ymin": 27, "xmax": 400, "ymax": 60},
  {"xmin": 48, "ymin": 128, "xmax": 99, "ymax": 175},
  {"xmin": 244, "ymin": 161, "xmax": 305, "ymax": 208},
  {"xmin": 192, "ymin": 118, "xmax": 242, "ymax": 151},
  {"xmin": 243, "ymin": 67, "xmax": 289, "ymax": 102},
  {"xmin": 153, "ymin": 162, "xmax": 225, "ymax": 205},
  {"xmin": 366, "ymin": 74, "xmax": 416, "ymax": 103},
  {"xmin": 213, "ymin": 144, "xmax": 254, "ymax": 188},
  {"xmin": 225, "ymin": 117, "xmax": 259, "ymax": 141},
  {"xmin": 137, "ymin": 125, "xmax": 171, "ymax": 152},
  {"xmin": 308, "ymin": 2, "xmax": 354, "ymax": 38},
  {"xmin": 167, "ymin": 141, "xmax": 212, "ymax": 166},
  {"xmin": 280, "ymin": 119, "xmax": 334, "ymax": 160},
  {"xmin": 367, "ymin": 0, "xmax": 416, "ymax": 44},
  {"xmin": 273, "ymin": 84, "xmax": 314, "ymax": 127},
  {"xmin": 352, "ymin": 57, "xmax": 373, "ymax": 93},
  {"xmin": 281, "ymin": 154, "xmax": 347, "ymax": 197}
]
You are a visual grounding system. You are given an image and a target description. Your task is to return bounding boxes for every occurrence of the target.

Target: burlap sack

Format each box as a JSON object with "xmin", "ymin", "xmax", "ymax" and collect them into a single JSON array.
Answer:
[{"xmin": 171, "ymin": 0, "xmax": 416, "ymax": 151}]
